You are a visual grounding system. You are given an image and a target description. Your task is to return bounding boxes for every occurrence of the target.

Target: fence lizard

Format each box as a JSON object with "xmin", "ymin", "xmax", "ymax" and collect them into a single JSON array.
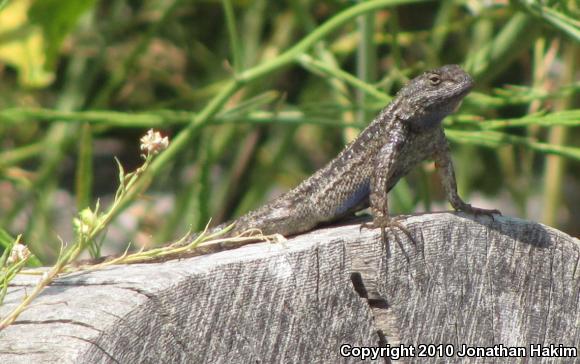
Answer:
[{"xmin": 197, "ymin": 64, "xmax": 499, "ymax": 241}]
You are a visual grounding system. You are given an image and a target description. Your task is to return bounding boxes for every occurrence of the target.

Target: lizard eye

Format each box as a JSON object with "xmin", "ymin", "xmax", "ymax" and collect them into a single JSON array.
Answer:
[{"xmin": 428, "ymin": 74, "xmax": 441, "ymax": 85}]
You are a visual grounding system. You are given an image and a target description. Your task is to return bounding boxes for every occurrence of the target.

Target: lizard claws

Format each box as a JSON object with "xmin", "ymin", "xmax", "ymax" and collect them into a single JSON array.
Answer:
[
  {"xmin": 361, "ymin": 216, "xmax": 409, "ymax": 237},
  {"xmin": 360, "ymin": 216, "xmax": 417, "ymax": 261}
]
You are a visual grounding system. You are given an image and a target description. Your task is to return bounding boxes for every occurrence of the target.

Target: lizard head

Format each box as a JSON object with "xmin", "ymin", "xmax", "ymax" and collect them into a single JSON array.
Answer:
[{"xmin": 395, "ymin": 64, "xmax": 473, "ymax": 131}]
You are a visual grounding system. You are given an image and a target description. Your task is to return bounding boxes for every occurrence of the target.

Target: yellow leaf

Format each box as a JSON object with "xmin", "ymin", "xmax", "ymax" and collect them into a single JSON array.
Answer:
[{"xmin": 0, "ymin": 0, "xmax": 54, "ymax": 88}]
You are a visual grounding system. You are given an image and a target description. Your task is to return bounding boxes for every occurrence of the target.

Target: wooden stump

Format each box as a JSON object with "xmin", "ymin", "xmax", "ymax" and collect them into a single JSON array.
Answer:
[{"xmin": 0, "ymin": 213, "xmax": 579, "ymax": 363}]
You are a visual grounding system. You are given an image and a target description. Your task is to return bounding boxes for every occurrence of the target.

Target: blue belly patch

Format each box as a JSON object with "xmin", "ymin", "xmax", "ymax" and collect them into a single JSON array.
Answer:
[{"xmin": 334, "ymin": 181, "xmax": 370, "ymax": 215}]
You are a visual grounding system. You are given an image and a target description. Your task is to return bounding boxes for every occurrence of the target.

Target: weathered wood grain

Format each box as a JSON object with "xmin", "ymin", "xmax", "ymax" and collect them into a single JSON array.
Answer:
[{"xmin": 0, "ymin": 213, "xmax": 578, "ymax": 363}]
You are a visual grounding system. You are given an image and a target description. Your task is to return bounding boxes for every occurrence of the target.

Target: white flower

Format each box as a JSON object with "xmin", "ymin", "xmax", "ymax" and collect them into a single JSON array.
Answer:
[
  {"xmin": 7, "ymin": 243, "xmax": 31, "ymax": 264},
  {"xmin": 140, "ymin": 129, "xmax": 169, "ymax": 156}
]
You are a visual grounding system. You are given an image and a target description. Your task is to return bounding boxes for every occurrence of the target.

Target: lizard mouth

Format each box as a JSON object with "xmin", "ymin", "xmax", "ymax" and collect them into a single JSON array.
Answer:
[
  {"xmin": 459, "ymin": 74, "xmax": 474, "ymax": 95},
  {"xmin": 450, "ymin": 80, "xmax": 472, "ymax": 108}
]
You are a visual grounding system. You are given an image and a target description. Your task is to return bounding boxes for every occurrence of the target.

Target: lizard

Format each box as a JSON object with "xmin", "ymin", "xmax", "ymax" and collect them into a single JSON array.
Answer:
[{"xmin": 179, "ymin": 64, "xmax": 500, "ymax": 249}]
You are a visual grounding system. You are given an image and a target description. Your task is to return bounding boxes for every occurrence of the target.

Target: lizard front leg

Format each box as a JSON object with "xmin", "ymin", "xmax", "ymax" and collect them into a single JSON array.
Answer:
[
  {"xmin": 361, "ymin": 134, "xmax": 413, "ymax": 244},
  {"xmin": 361, "ymin": 131, "xmax": 400, "ymax": 228},
  {"xmin": 360, "ymin": 138, "xmax": 417, "ymax": 260},
  {"xmin": 433, "ymin": 134, "xmax": 501, "ymax": 218}
]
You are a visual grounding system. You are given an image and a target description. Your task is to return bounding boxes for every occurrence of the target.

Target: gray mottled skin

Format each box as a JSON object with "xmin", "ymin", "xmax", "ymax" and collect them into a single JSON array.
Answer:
[{"xmin": 192, "ymin": 65, "xmax": 499, "ymax": 241}]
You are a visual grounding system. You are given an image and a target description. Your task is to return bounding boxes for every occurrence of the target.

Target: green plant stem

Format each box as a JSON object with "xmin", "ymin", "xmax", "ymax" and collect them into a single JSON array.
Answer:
[
  {"xmin": 76, "ymin": 124, "xmax": 93, "ymax": 210},
  {"xmin": 430, "ymin": 0, "xmax": 454, "ymax": 57},
  {"xmin": 5, "ymin": 106, "xmax": 580, "ymax": 129},
  {"xmin": 297, "ymin": 54, "xmax": 390, "ymax": 102},
  {"xmin": 466, "ymin": 12, "xmax": 536, "ymax": 82},
  {"xmin": 222, "ymin": 0, "xmax": 243, "ymax": 72},
  {"xmin": 461, "ymin": 110, "xmax": 580, "ymax": 129},
  {"xmin": 542, "ymin": 46, "xmax": 575, "ymax": 227},
  {"xmin": 515, "ymin": 0, "xmax": 580, "ymax": 42},
  {"xmin": 446, "ymin": 130, "xmax": 580, "ymax": 160},
  {"xmin": 0, "ymin": 143, "xmax": 44, "ymax": 170},
  {"xmin": 356, "ymin": 7, "xmax": 378, "ymax": 114}
]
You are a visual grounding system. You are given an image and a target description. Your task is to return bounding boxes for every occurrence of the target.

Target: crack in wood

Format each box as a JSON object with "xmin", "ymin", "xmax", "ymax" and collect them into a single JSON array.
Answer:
[
  {"xmin": 12, "ymin": 319, "xmax": 101, "ymax": 332},
  {"xmin": 69, "ymin": 335, "xmax": 121, "ymax": 364},
  {"xmin": 349, "ymin": 272, "xmax": 395, "ymax": 364}
]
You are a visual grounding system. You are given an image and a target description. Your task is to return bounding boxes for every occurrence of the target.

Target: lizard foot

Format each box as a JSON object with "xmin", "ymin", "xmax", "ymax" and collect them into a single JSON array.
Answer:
[
  {"xmin": 458, "ymin": 204, "xmax": 501, "ymax": 221},
  {"xmin": 360, "ymin": 216, "xmax": 417, "ymax": 261}
]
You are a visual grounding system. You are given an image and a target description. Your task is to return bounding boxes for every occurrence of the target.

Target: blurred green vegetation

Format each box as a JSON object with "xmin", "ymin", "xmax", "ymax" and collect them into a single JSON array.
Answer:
[{"xmin": 0, "ymin": 0, "xmax": 578, "ymax": 265}]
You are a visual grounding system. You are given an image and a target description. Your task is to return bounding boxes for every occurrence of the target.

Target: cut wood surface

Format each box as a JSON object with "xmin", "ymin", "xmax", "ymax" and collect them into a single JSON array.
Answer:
[{"xmin": 0, "ymin": 213, "xmax": 578, "ymax": 363}]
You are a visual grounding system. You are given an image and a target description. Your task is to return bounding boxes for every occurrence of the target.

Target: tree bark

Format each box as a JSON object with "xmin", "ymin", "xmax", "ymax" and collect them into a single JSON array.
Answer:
[{"xmin": 0, "ymin": 213, "xmax": 578, "ymax": 363}]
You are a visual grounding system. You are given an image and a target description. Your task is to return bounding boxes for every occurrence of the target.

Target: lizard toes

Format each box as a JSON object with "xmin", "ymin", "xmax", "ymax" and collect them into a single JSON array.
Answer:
[{"xmin": 360, "ymin": 217, "xmax": 416, "ymax": 245}]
